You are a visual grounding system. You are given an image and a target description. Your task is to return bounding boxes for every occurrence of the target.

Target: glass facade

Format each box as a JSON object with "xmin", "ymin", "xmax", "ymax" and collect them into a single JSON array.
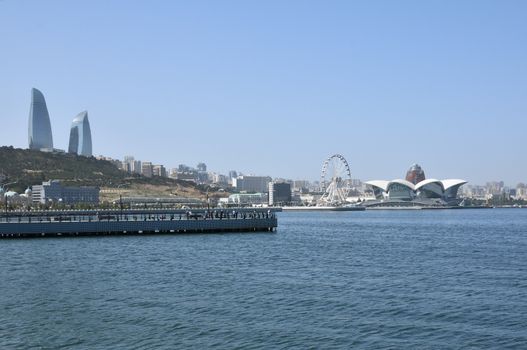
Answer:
[
  {"xmin": 68, "ymin": 111, "xmax": 92, "ymax": 156},
  {"xmin": 417, "ymin": 182, "xmax": 444, "ymax": 198},
  {"xmin": 387, "ymin": 183, "xmax": 414, "ymax": 200},
  {"xmin": 28, "ymin": 88, "xmax": 53, "ymax": 150},
  {"xmin": 32, "ymin": 180, "xmax": 99, "ymax": 204}
]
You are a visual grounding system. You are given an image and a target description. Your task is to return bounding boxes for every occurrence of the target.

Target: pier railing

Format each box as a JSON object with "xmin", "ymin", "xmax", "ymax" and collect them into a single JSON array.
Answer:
[{"xmin": 0, "ymin": 208, "xmax": 280, "ymax": 238}]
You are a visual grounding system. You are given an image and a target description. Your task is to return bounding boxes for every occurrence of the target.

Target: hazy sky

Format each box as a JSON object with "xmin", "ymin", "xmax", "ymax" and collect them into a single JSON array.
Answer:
[{"xmin": 1, "ymin": 1, "xmax": 525, "ymax": 185}]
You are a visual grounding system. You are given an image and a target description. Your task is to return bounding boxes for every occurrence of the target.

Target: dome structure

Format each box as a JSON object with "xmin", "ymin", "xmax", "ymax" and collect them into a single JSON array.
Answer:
[
  {"xmin": 405, "ymin": 163, "xmax": 426, "ymax": 185},
  {"xmin": 28, "ymin": 88, "xmax": 54, "ymax": 150},
  {"xmin": 68, "ymin": 111, "xmax": 92, "ymax": 156}
]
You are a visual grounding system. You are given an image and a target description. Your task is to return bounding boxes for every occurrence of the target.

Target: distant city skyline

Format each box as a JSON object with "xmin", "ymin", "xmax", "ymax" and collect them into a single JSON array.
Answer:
[{"xmin": 1, "ymin": 1, "xmax": 526, "ymax": 185}]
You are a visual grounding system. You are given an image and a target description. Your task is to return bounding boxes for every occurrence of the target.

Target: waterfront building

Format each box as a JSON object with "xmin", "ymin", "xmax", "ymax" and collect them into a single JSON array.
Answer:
[
  {"xmin": 233, "ymin": 176, "xmax": 272, "ymax": 193},
  {"xmin": 31, "ymin": 180, "xmax": 99, "ymax": 205},
  {"xmin": 227, "ymin": 193, "xmax": 266, "ymax": 206},
  {"xmin": 3, "ymin": 189, "xmax": 32, "ymax": 206},
  {"xmin": 68, "ymin": 111, "xmax": 92, "ymax": 156},
  {"xmin": 366, "ymin": 178, "xmax": 467, "ymax": 203},
  {"xmin": 516, "ymin": 183, "xmax": 527, "ymax": 200},
  {"xmin": 28, "ymin": 88, "xmax": 54, "ymax": 151},
  {"xmin": 3, "ymin": 191, "xmax": 21, "ymax": 205},
  {"xmin": 299, "ymin": 193, "xmax": 321, "ymax": 206},
  {"xmin": 365, "ymin": 164, "xmax": 467, "ymax": 206},
  {"xmin": 268, "ymin": 182, "xmax": 292, "ymax": 206}
]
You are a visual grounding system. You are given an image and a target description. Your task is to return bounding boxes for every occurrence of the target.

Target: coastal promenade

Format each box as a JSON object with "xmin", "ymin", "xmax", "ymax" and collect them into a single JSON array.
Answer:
[{"xmin": 0, "ymin": 208, "xmax": 280, "ymax": 238}]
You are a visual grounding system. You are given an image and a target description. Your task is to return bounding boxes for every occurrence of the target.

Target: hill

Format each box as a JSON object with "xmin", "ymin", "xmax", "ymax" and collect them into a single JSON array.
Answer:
[{"xmin": 0, "ymin": 147, "xmax": 213, "ymax": 202}]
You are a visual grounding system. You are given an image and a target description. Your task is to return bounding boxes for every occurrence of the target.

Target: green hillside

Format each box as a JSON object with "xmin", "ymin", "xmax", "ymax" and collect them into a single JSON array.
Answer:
[{"xmin": 0, "ymin": 146, "xmax": 188, "ymax": 193}]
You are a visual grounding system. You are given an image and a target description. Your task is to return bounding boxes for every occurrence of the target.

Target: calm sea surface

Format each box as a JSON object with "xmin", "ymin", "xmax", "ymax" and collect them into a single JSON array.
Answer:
[{"xmin": 1, "ymin": 209, "xmax": 526, "ymax": 349}]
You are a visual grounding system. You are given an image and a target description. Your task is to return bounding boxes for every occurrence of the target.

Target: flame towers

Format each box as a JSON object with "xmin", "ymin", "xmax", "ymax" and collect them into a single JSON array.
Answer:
[
  {"xmin": 26, "ymin": 88, "xmax": 94, "ymax": 155},
  {"xmin": 28, "ymin": 88, "xmax": 53, "ymax": 150},
  {"xmin": 68, "ymin": 111, "xmax": 92, "ymax": 157}
]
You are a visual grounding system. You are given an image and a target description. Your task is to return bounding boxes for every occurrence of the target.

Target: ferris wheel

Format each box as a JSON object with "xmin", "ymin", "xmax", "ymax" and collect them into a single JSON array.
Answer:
[{"xmin": 318, "ymin": 154, "xmax": 352, "ymax": 206}]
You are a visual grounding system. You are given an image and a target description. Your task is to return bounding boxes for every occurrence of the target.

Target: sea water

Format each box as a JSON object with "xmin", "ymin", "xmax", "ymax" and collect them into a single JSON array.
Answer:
[{"xmin": 1, "ymin": 209, "xmax": 526, "ymax": 349}]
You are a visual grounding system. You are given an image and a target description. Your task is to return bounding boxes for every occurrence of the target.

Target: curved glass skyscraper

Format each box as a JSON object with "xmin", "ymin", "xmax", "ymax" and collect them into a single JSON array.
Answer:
[
  {"xmin": 28, "ymin": 88, "xmax": 54, "ymax": 150},
  {"xmin": 68, "ymin": 111, "xmax": 92, "ymax": 156}
]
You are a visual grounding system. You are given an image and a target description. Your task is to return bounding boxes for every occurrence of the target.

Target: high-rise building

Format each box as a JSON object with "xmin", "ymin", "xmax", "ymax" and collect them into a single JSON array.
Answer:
[
  {"xmin": 123, "ymin": 156, "xmax": 134, "ymax": 173},
  {"xmin": 142, "ymin": 162, "xmax": 153, "ymax": 177},
  {"xmin": 153, "ymin": 165, "xmax": 167, "ymax": 177},
  {"xmin": 197, "ymin": 163, "xmax": 207, "ymax": 172},
  {"xmin": 68, "ymin": 111, "xmax": 92, "ymax": 156},
  {"xmin": 122, "ymin": 156, "xmax": 141, "ymax": 174},
  {"xmin": 268, "ymin": 182, "xmax": 292, "ymax": 206},
  {"xmin": 210, "ymin": 173, "xmax": 228, "ymax": 185},
  {"xmin": 28, "ymin": 88, "xmax": 53, "ymax": 150},
  {"xmin": 132, "ymin": 160, "xmax": 142, "ymax": 174},
  {"xmin": 516, "ymin": 183, "xmax": 527, "ymax": 200},
  {"xmin": 233, "ymin": 175, "xmax": 272, "ymax": 193},
  {"xmin": 178, "ymin": 164, "xmax": 192, "ymax": 172}
]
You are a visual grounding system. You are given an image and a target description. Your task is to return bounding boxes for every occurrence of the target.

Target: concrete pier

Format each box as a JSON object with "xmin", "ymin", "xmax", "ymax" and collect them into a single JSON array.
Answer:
[{"xmin": 0, "ymin": 208, "xmax": 280, "ymax": 238}]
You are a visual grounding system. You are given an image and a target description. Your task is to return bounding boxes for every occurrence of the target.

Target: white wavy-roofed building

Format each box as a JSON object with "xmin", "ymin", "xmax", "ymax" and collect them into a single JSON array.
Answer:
[{"xmin": 365, "ymin": 165, "xmax": 467, "ymax": 207}]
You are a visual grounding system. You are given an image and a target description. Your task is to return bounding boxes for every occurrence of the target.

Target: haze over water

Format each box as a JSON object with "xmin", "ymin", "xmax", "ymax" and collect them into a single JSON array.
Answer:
[{"xmin": 1, "ymin": 209, "xmax": 526, "ymax": 348}]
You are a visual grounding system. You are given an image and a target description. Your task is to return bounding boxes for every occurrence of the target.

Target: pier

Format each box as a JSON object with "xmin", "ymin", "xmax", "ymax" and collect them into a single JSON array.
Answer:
[{"xmin": 0, "ymin": 208, "xmax": 280, "ymax": 238}]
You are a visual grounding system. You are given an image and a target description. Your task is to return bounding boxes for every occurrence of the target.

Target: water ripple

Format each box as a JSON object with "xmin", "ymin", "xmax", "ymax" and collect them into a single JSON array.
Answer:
[{"xmin": 1, "ymin": 209, "xmax": 527, "ymax": 349}]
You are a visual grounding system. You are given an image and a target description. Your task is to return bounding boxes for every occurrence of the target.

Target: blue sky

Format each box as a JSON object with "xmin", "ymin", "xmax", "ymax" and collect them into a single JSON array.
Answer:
[{"xmin": 1, "ymin": 0, "xmax": 526, "ymax": 185}]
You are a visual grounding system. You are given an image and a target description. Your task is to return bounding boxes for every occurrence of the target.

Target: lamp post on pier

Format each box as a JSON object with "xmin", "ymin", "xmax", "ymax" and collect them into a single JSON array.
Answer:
[
  {"xmin": 117, "ymin": 184, "xmax": 127, "ymax": 218},
  {"xmin": 3, "ymin": 190, "xmax": 6, "ymax": 218},
  {"xmin": 1, "ymin": 180, "xmax": 18, "ymax": 218}
]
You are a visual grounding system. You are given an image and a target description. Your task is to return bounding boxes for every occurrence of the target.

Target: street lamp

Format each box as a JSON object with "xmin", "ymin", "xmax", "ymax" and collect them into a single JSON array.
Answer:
[
  {"xmin": 1, "ymin": 180, "xmax": 18, "ymax": 217},
  {"xmin": 117, "ymin": 184, "xmax": 127, "ymax": 218},
  {"xmin": 3, "ymin": 191, "xmax": 6, "ymax": 218}
]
